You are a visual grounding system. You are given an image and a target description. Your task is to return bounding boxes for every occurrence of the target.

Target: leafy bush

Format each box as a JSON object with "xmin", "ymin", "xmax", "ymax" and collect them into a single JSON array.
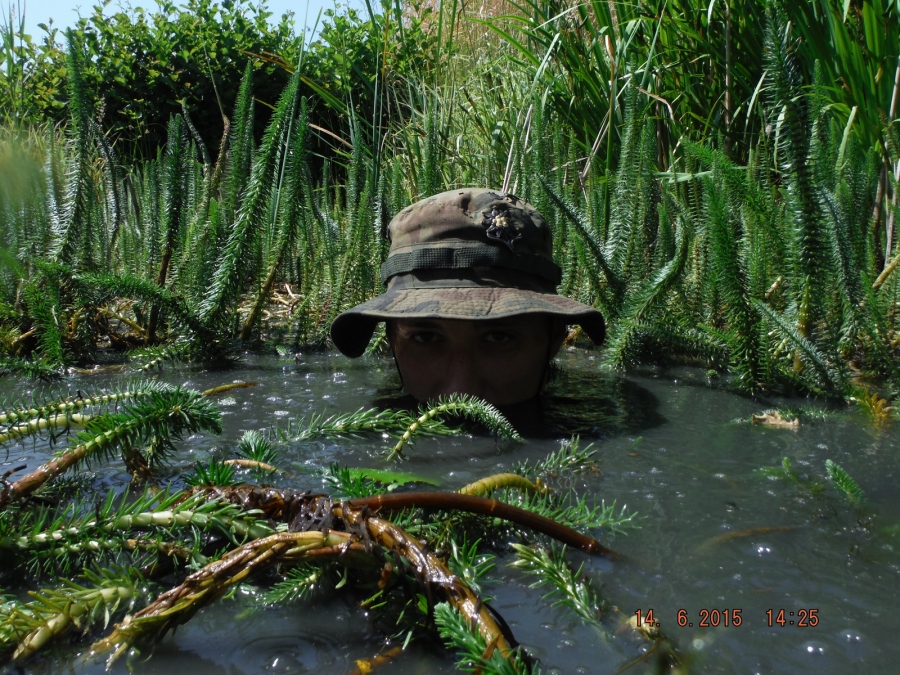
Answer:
[{"xmin": 3, "ymin": 0, "xmax": 300, "ymax": 155}]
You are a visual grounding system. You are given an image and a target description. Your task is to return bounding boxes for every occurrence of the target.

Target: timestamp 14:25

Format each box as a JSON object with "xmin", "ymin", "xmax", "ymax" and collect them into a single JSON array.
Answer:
[{"xmin": 767, "ymin": 609, "xmax": 819, "ymax": 626}]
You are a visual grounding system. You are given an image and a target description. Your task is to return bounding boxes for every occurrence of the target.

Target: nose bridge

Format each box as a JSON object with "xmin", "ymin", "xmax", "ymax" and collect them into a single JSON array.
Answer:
[{"xmin": 441, "ymin": 341, "xmax": 482, "ymax": 397}]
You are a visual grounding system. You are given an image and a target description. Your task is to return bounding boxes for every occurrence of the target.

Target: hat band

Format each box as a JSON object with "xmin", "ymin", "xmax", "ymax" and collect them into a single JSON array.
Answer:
[
  {"xmin": 386, "ymin": 268, "xmax": 558, "ymax": 293},
  {"xmin": 380, "ymin": 244, "xmax": 562, "ymax": 286}
]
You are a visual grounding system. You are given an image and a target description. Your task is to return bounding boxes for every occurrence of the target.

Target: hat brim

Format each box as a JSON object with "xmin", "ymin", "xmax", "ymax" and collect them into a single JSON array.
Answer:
[{"xmin": 330, "ymin": 286, "xmax": 605, "ymax": 357}]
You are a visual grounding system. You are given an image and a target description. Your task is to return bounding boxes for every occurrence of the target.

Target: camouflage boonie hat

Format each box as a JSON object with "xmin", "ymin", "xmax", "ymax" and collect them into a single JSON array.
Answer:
[{"xmin": 330, "ymin": 188, "xmax": 605, "ymax": 357}]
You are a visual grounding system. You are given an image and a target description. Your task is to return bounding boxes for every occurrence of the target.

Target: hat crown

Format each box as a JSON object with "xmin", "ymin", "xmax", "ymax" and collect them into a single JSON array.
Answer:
[
  {"xmin": 389, "ymin": 189, "xmax": 551, "ymax": 254},
  {"xmin": 383, "ymin": 188, "xmax": 557, "ymax": 285}
]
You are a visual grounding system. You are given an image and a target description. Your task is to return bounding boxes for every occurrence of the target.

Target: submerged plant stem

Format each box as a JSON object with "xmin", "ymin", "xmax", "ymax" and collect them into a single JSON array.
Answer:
[{"xmin": 348, "ymin": 492, "xmax": 623, "ymax": 559}]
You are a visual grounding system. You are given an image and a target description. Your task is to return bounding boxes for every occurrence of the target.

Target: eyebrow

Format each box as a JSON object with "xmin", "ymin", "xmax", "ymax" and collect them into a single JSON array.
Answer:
[{"xmin": 400, "ymin": 320, "xmax": 442, "ymax": 329}]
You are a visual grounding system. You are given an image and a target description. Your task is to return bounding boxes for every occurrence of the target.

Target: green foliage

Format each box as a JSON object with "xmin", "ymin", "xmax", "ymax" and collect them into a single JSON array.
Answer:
[
  {"xmin": 510, "ymin": 544, "xmax": 603, "ymax": 628},
  {"xmin": 0, "ymin": 566, "xmax": 151, "ymax": 661},
  {"xmin": 4, "ymin": 0, "xmax": 299, "ymax": 154},
  {"xmin": 2, "ymin": 0, "xmax": 896, "ymax": 398},
  {"xmin": 0, "ymin": 384, "xmax": 637, "ymax": 669},
  {"xmin": 1, "ymin": 487, "xmax": 274, "ymax": 573},
  {"xmin": 513, "ymin": 436, "xmax": 599, "ymax": 478},
  {"xmin": 320, "ymin": 462, "xmax": 390, "ymax": 499},
  {"xmin": 236, "ymin": 430, "xmax": 279, "ymax": 466},
  {"xmin": 0, "ymin": 379, "xmax": 174, "ymax": 428},
  {"xmin": 507, "ymin": 491, "xmax": 640, "ymax": 535},
  {"xmin": 756, "ymin": 456, "xmax": 826, "ymax": 497},
  {"xmin": 255, "ymin": 563, "xmax": 335, "ymax": 606},
  {"xmin": 447, "ymin": 538, "xmax": 496, "ymax": 595},
  {"xmin": 825, "ymin": 459, "xmax": 865, "ymax": 506},
  {"xmin": 273, "ymin": 406, "xmax": 455, "ymax": 442},
  {"xmin": 77, "ymin": 387, "xmax": 222, "ymax": 466},
  {"xmin": 434, "ymin": 602, "xmax": 536, "ymax": 675},
  {"xmin": 186, "ymin": 458, "xmax": 238, "ymax": 488},
  {"xmin": 389, "ymin": 394, "xmax": 522, "ymax": 460}
]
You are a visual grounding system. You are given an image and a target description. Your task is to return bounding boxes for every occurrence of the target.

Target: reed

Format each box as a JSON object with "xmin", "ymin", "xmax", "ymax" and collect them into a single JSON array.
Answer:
[{"xmin": 0, "ymin": 0, "xmax": 896, "ymax": 399}]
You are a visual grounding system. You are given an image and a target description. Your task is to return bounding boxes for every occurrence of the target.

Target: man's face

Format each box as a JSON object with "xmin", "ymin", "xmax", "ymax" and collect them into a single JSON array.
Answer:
[{"xmin": 387, "ymin": 316, "xmax": 566, "ymax": 406}]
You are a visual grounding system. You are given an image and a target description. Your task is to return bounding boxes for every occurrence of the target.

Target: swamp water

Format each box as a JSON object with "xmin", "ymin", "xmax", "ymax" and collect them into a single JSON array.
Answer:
[{"xmin": 3, "ymin": 349, "xmax": 899, "ymax": 674}]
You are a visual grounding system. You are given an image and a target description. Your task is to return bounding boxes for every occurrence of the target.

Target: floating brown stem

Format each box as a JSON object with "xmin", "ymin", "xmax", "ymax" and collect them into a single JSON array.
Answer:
[
  {"xmin": 346, "ymin": 510, "xmax": 519, "ymax": 662},
  {"xmin": 3, "ymin": 433, "xmax": 115, "ymax": 508},
  {"xmin": 348, "ymin": 492, "xmax": 624, "ymax": 560},
  {"xmin": 184, "ymin": 486, "xmax": 623, "ymax": 559},
  {"xmin": 201, "ymin": 381, "xmax": 260, "ymax": 397},
  {"xmin": 223, "ymin": 458, "xmax": 280, "ymax": 473},
  {"xmin": 457, "ymin": 473, "xmax": 546, "ymax": 497},
  {"xmin": 698, "ymin": 525, "xmax": 798, "ymax": 551},
  {"xmin": 344, "ymin": 645, "xmax": 404, "ymax": 675},
  {"xmin": 89, "ymin": 530, "xmax": 352, "ymax": 666},
  {"xmin": 90, "ymin": 508, "xmax": 520, "ymax": 669}
]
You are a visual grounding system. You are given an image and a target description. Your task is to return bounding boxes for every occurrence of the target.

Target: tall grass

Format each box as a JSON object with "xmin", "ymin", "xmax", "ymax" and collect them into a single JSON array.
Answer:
[{"xmin": 0, "ymin": 0, "xmax": 896, "ymax": 398}]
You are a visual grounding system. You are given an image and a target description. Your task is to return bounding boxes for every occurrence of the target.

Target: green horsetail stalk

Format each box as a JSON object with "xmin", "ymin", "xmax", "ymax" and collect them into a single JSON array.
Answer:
[
  {"xmin": 0, "ymin": 387, "xmax": 222, "ymax": 509},
  {"xmin": 388, "ymin": 394, "xmax": 521, "ymax": 460},
  {"xmin": 2, "ymin": 566, "xmax": 152, "ymax": 662},
  {"xmin": 0, "ymin": 414, "xmax": 91, "ymax": 445},
  {"xmin": 0, "ymin": 380, "xmax": 176, "ymax": 433},
  {"xmin": 1, "ymin": 488, "xmax": 274, "ymax": 557},
  {"xmin": 457, "ymin": 473, "xmax": 546, "ymax": 497}
]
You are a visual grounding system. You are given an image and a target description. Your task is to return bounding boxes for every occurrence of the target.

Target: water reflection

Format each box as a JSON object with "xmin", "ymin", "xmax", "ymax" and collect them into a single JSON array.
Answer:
[
  {"xmin": 372, "ymin": 361, "xmax": 665, "ymax": 439},
  {"xmin": 7, "ymin": 353, "xmax": 900, "ymax": 674}
]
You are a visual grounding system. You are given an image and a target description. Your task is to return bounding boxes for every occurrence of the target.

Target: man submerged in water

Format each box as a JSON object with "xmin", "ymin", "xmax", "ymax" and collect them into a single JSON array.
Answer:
[{"xmin": 330, "ymin": 188, "xmax": 605, "ymax": 407}]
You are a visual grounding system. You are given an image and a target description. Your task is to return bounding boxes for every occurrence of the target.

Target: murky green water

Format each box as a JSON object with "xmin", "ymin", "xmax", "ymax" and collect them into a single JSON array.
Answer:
[{"xmin": 4, "ymin": 349, "xmax": 899, "ymax": 674}]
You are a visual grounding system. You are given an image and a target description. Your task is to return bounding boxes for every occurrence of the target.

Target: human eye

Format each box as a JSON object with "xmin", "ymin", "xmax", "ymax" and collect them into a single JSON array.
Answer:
[
  {"xmin": 412, "ymin": 331, "xmax": 441, "ymax": 344},
  {"xmin": 484, "ymin": 331, "xmax": 515, "ymax": 344}
]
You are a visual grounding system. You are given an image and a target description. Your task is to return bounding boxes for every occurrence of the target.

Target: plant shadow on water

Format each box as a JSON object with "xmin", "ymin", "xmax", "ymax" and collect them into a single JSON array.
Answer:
[{"xmin": 372, "ymin": 354, "xmax": 665, "ymax": 440}]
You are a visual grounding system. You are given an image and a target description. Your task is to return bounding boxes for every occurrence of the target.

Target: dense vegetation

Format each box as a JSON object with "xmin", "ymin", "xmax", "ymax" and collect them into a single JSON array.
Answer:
[
  {"xmin": 2, "ymin": 0, "xmax": 896, "ymax": 399},
  {"xmin": 1, "ymin": 0, "xmax": 899, "ymax": 670}
]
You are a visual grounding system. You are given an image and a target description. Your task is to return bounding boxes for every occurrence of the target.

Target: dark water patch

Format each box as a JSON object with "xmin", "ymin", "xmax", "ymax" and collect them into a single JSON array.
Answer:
[
  {"xmin": 371, "ymin": 350, "xmax": 666, "ymax": 440},
  {"xmin": 3, "ymin": 352, "xmax": 900, "ymax": 673}
]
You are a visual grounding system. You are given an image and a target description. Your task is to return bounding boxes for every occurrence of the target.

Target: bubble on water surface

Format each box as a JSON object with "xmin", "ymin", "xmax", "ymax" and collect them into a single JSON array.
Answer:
[
  {"xmin": 839, "ymin": 629, "xmax": 862, "ymax": 643},
  {"xmin": 802, "ymin": 641, "xmax": 826, "ymax": 656}
]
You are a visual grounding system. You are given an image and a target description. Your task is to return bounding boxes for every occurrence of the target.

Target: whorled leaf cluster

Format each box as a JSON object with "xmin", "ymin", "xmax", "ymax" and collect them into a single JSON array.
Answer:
[{"xmin": 0, "ymin": 383, "xmax": 655, "ymax": 674}]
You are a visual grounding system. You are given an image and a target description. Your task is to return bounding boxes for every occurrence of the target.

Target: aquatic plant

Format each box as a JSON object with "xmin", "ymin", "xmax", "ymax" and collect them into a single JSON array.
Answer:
[
  {"xmin": 388, "ymin": 393, "xmax": 522, "ymax": 459},
  {"xmin": 435, "ymin": 601, "xmax": 534, "ymax": 674},
  {"xmin": 273, "ymin": 405, "xmax": 456, "ymax": 442},
  {"xmin": 0, "ymin": 385, "xmax": 222, "ymax": 507},
  {"xmin": 510, "ymin": 543, "xmax": 604, "ymax": 627},
  {"xmin": 825, "ymin": 459, "xmax": 866, "ymax": 506},
  {"xmin": 852, "ymin": 386, "xmax": 894, "ymax": 429},
  {"xmin": 2, "ymin": 0, "xmax": 898, "ymax": 408},
  {"xmin": 0, "ymin": 381, "xmax": 647, "ymax": 672},
  {"xmin": 0, "ymin": 566, "xmax": 152, "ymax": 662}
]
